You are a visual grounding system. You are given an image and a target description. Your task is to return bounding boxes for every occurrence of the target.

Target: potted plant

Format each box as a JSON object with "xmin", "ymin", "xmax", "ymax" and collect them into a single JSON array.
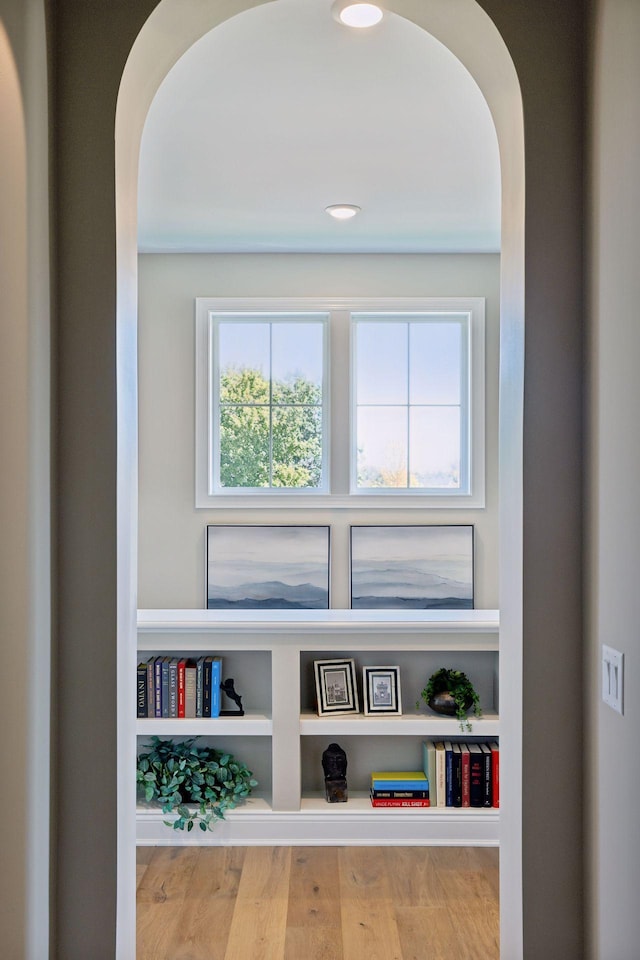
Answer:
[
  {"xmin": 136, "ymin": 736, "xmax": 258, "ymax": 832},
  {"xmin": 416, "ymin": 668, "xmax": 482, "ymax": 732}
]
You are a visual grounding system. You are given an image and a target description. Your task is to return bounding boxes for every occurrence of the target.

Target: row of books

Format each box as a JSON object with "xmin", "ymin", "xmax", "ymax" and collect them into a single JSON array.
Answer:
[
  {"xmin": 369, "ymin": 739, "xmax": 499, "ymax": 809},
  {"xmin": 424, "ymin": 739, "xmax": 499, "ymax": 808},
  {"xmin": 137, "ymin": 656, "xmax": 221, "ymax": 718}
]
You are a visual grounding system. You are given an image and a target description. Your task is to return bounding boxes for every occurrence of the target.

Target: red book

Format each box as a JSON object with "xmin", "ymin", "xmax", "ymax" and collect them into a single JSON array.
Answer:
[
  {"xmin": 370, "ymin": 798, "xmax": 431, "ymax": 808},
  {"xmin": 460, "ymin": 743, "xmax": 471, "ymax": 807},
  {"xmin": 177, "ymin": 658, "xmax": 186, "ymax": 717},
  {"xmin": 490, "ymin": 741, "xmax": 500, "ymax": 808}
]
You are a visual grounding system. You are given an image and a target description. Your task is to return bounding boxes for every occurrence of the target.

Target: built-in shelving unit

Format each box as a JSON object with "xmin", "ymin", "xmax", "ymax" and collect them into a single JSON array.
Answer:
[{"xmin": 136, "ymin": 608, "xmax": 499, "ymax": 845}]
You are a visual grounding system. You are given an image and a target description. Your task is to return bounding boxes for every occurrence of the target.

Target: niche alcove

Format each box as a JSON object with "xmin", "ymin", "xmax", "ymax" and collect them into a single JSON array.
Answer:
[{"xmin": 116, "ymin": 1, "xmax": 524, "ymax": 955}]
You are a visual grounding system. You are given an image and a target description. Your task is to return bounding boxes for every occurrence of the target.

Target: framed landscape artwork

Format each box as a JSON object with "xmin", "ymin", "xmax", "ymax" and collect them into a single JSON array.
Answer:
[
  {"xmin": 206, "ymin": 524, "xmax": 330, "ymax": 610},
  {"xmin": 350, "ymin": 525, "xmax": 474, "ymax": 610}
]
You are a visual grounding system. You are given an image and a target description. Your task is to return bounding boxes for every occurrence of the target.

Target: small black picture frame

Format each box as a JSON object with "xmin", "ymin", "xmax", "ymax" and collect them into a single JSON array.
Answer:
[
  {"xmin": 314, "ymin": 658, "xmax": 359, "ymax": 716},
  {"xmin": 362, "ymin": 665, "xmax": 402, "ymax": 715}
]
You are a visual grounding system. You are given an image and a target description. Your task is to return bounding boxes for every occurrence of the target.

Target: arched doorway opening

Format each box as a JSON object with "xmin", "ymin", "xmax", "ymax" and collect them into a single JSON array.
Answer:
[{"xmin": 116, "ymin": 1, "xmax": 524, "ymax": 955}]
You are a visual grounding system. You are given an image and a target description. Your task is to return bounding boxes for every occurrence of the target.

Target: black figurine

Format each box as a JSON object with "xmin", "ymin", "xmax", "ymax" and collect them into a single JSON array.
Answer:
[
  {"xmin": 322, "ymin": 741, "xmax": 348, "ymax": 803},
  {"xmin": 220, "ymin": 677, "xmax": 244, "ymax": 716}
]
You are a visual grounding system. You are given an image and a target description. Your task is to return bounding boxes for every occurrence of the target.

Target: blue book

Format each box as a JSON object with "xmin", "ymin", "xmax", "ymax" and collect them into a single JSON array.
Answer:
[
  {"xmin": 161, "ymin": 657, "xmax": 170, "ymax": 718},
  {"xmin": 371, "ymin": 772, "xmax": 428, "ymax": 791},
  {"xmin": 444, "ymin": 741, "xmax": 453, "ymax": 806},
  {"xmin": 210, "ymin": 657, "xmax": 221, "ymax": 718}
]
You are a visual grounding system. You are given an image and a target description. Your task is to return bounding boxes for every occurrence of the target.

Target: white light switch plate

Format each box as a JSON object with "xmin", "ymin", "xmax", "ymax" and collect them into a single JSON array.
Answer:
[{"xmin": 602, "ymin": 644, "xmax": 624, "ymax": 715}]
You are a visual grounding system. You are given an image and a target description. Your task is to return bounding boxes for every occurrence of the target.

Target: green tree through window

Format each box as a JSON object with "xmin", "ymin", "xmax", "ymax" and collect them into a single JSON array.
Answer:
[{"xmin": 219, "ymin": 367, "xmax": 323, "ymax": 488}]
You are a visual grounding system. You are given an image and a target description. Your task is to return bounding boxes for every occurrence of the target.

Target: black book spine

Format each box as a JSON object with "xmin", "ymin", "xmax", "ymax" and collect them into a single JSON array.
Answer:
[
  {"xmin": 469, "ymin": 753, "xmax": 483, "ymax": 807},
  {"xmin": 203, "ymin": 658, "xmax": 212, "ymax": 718},
  {"xmin": 161, "ymin": 657, "xmax": 170, "ymax": 718},
  {"xmin": 136, "ymin": 663, "xmax": 147, "ymax": 718},
  {"xmin": 482, "ymin": 746, "xmax": 493, "ymax": 807},
  {"xmin": 453, "ymin": 749, "xmax": 462, "ymax": 807},
  {"xmin": 154, "ymin": 657, "xmax": 162, "ymax": 718}
]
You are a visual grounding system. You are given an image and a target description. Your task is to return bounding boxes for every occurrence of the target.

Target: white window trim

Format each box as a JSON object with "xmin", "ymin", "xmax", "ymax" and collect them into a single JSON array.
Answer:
[{"xmin": 195, "ymin": 297, "xmax": 485, "ymax": 509}]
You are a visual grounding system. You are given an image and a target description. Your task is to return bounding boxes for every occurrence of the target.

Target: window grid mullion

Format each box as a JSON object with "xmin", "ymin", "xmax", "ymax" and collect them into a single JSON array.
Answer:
[
  {"xmin": 406, "ymin": 322, "xmax": 411, "ymax": 489},
  {"xmin": 356, "ymin": 402, "xmax": 459, "ymax": 409},
  {"xmin": 219, "ymin": 402, "xmax": 320, "ymax": 409},
  {"xmin": 268, "ymin": 323, "xmax": 273, "ymax": 487}
]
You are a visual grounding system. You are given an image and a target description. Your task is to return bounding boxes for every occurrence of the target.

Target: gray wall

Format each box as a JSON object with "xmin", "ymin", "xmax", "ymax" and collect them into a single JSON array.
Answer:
[
  {"xmin": 48, "ymin": 0, "xmax": 585, "ymax": 957},
  {"xmin": 587, "ymin": 2, "xmax": 640, "ymax": 957},
  {"xmin": 479, "ymin": 3, "xmax": 585, "ymax": 955},
  {"xmin": 52, "ymin": 2, "xmax": 157, "ymax": 955},
  {"xmin": 138, "ymin": 252, "xmax": 500, "ymax": 611}
]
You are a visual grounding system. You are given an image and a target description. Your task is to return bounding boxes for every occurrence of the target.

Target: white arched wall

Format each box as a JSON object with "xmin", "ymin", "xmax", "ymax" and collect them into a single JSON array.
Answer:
[
  {"xmin": 0, "ymin": 2, "xmax": 50, "ymax": 957},
  {"xmin": 115, "ymin": 2, "xmax": 524, "ymax": 956}
]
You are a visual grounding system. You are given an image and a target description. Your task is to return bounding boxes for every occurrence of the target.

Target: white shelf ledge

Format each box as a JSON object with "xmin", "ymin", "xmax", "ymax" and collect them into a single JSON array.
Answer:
[
  {"xmin": 136, "ymin": 793, "xmax": 499, "ymax": 846},
  {"xmin": 299, "ymin": 710, "xmax": 500, "ymax": 737},
  {"xmin": 136, "ymin": 712, "xmax": 272, "ymax": 737},
  {"xmin": 138, "ymin": 608, "xmax": 499, "ymax": 636},
  {"xmin": 299, "ymin": 792, "xmax": 499, "ymax": 816}
]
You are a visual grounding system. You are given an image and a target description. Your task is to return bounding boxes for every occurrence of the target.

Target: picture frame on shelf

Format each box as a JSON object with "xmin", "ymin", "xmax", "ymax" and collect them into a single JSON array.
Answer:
[
  {"xmin": 314, "ymin": 658, "xmax": 359, "ymax": 716},
  {"xmin": 350, "ymin": 524, "xmax": 474, "ymax": 610},
  {"xmin": 206, "ymin": 524, "xmax": 330, "ymax": 610},
  {"xmin": 362, "ymin": 665, "xmax": 402, "ymax": 716}
]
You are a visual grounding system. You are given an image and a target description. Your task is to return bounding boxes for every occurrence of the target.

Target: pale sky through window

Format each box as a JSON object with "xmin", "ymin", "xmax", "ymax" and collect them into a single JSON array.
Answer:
[
  {"xmin": 219, "ymin": 319, "xmax": 323, "ymax": 387},
  {"xmin": 217, "ymin": 314, "xmax": 465, "ymax": 489},
  {"xmin": 355, "ymin": 317, "xmax": 464, "ymax": 487}
]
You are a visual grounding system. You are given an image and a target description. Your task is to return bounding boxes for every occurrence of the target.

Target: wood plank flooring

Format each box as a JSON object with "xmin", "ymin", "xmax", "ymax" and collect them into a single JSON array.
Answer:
[{"xmin": 137, "ymin": 846, "xmax": 499, "ymax": 960}]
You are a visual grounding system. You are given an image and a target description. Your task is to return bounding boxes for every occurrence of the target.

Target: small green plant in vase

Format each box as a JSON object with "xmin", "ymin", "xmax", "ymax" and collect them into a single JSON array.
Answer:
[
  {"xmin": 137, "ymin": 736, "xmax": 258, "ymax": 832},
  {"xmin": 417, "ymin": 668, "xmax": 482, "ymax": 732}
]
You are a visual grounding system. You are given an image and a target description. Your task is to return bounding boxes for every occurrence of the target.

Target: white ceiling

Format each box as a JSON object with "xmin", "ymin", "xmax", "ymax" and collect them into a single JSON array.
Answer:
[{"xmin": 138, "ymin": 0, "xmax": 501, "ymax": 254}]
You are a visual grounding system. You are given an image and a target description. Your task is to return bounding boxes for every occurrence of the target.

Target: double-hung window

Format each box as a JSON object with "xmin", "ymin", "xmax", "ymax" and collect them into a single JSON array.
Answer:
[
  {"xmin": 211, "ymin": 312, "xmax": 328, "ymax": 493},
  {"xmin": 353, "ymin": 313, "xmax": 469, "ymax": 492},
  {"xmin": 196, "ymin": 298, "xmax": 485, "ymax": 508}
]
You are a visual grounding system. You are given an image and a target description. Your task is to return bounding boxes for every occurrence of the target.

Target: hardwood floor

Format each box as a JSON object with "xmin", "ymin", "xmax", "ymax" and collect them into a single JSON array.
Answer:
[{"xmin": 137, "ymin": 846, "xmax": 499, "ymax": 960}]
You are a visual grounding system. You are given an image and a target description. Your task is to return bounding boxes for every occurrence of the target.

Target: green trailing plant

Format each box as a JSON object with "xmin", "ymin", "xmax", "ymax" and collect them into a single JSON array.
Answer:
[
  {"xmin": 136, "ymin": 737, "xmax": 258, "ymax": 832},
  {"xmin": 416, "ymin": 667, "xmax": 482, "ymax": 732}
]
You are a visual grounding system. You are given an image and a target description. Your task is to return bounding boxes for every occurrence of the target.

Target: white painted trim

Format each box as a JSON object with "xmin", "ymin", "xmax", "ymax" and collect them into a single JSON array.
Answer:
[
  {"xmin": 299, "ymin": 711, "xmax": 500, "ymax": 737},
  {"xmin": 0, "ymin": 9, "xmax": 51, "ymax": 958},
  {"xmin": 137, "ymin": 795, "xmax": 499, "ymax": 846},
  {"xmin": 137, "ymin": 713, "xmax": 273, "ymax": 736},
  {"xmin": 138, "ymin": 607, "xmax": 499, "ymax": 633}
]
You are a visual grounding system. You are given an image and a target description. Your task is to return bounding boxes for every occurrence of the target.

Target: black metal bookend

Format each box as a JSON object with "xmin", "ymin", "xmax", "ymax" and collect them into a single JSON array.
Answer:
[{"xmin": 219, "ymin": 677, "xmax": 245, "ymax": 716}]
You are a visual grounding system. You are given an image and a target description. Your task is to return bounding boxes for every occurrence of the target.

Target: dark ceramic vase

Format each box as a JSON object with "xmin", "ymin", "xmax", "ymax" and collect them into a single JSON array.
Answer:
[{"xmin": 428, "ymin": 691, "xmax": 471, "ymax": 716}]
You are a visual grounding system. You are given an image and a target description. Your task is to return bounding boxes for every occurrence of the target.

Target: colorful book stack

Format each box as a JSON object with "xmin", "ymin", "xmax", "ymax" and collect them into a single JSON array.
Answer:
[
  {"xmin": 370, "ymin": 770, "xmax": 430, "ymax": 807},
  {"xmin": 137, "ymin": 655, "xmax": 222, "ymax": 719},
  {"xmin": 422, "ymin": 739, "xmax": 499, "ymax": 808}
]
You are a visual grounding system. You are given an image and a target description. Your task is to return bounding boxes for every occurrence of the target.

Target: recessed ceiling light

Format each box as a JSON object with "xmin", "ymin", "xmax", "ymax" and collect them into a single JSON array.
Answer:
[
  {"xmin": 325, "ymin": 204, "xmax": 361, "ymax": 220},
  {"xmin": 332, "ymin": 1, "xmax": 384, "ymax": 29}
]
